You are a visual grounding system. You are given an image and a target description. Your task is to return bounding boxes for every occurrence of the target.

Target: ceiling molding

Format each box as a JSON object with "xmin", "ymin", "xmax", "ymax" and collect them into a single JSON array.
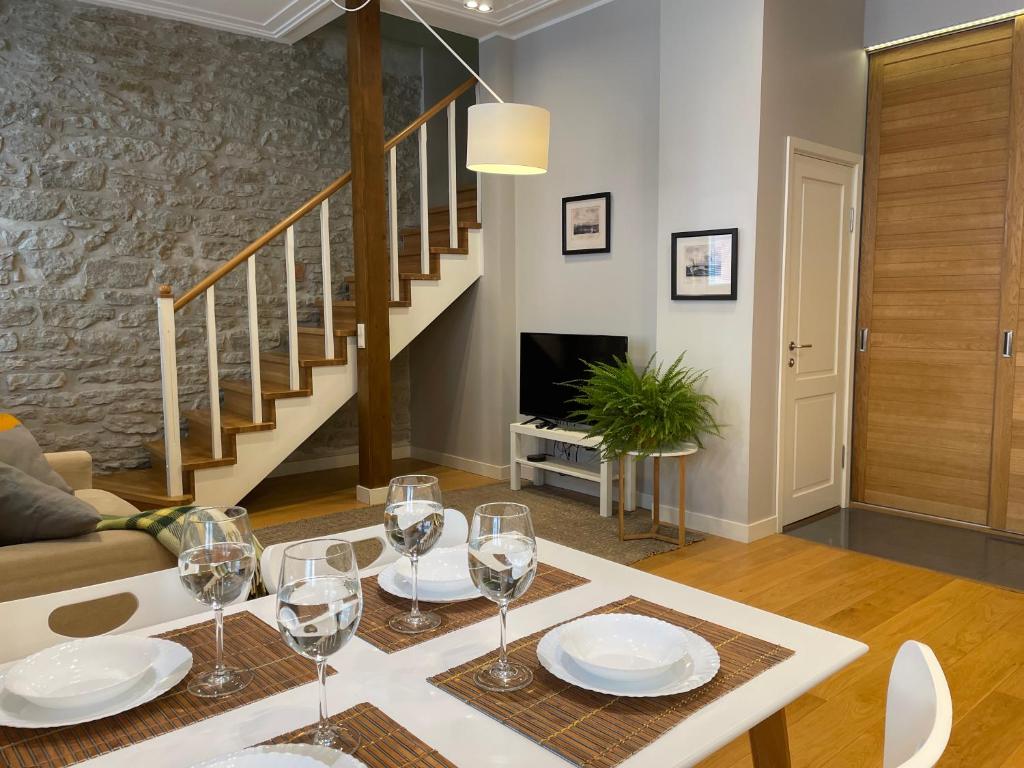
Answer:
[{"xmin": 76, "ymin": 0, "xmax": 610, "ymax": 42}]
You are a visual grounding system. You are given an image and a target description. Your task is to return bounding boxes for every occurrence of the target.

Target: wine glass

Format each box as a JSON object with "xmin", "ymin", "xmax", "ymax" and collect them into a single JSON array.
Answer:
[
  {"xmin": 467, "ymin": 502, "xmax": 538, "ymax": 692},
  {"xmin": 177, "ymin": 506, "xmax": 256, "ymax": 698},
  {"xmin": 276, "ymin": 539, "xmax": 363, "ymax": 752},
  {"xmin": 384, "ymin": 474, "xmax": 445, "ymax": 634}
]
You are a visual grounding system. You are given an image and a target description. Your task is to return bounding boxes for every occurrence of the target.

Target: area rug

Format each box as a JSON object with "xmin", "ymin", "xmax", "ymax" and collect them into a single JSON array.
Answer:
[{"xmin": 256, "ymin": 483, "xmax": 680, "ymax": 566}]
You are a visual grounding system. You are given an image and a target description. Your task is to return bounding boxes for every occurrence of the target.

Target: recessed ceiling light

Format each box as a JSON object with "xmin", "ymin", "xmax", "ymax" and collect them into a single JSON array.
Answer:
[
  {"xmin": 477, "ymin": 2, "xmax": 492, "ymax": 11},
  {"xmin": 463, "ymin": 0, "xmax": 478, "ymax": 7}
]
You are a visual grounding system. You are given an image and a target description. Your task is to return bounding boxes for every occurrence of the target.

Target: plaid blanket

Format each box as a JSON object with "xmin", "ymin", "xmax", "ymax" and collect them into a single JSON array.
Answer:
[{"xmin": 96, "ymin": 505, "xmax": 268, "ymax": 598}]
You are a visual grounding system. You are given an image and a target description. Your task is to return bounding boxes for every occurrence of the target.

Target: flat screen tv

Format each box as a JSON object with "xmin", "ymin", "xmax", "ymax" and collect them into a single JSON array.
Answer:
[{"xmin": 520, "ymin": 332, "xmax": 628, "ymax": 424}]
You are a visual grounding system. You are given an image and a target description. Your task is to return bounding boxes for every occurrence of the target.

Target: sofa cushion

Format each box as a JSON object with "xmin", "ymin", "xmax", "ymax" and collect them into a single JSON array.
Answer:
[
  {"xmin": 0, "ymin": 414, "xmax": 72, "ymax": 493},
  {"xmin": 0, "ymin": 462, "xmax": 100, "ymax": 546},
  {"xmin": 0, "ymin": 530, "xmax": 177, "ymax": 602}
]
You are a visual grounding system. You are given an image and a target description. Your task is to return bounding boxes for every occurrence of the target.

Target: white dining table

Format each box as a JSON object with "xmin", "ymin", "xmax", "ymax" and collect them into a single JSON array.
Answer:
[{"xmin": 59, "ymin": 537, "xmax": 866, "ymax": 768}]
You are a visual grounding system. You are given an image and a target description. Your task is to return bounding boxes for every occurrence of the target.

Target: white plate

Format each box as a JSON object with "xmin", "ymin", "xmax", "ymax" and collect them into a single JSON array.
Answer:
[
  {"xmin": 6, "ymin": 635, "xmax": 157, "ymax": 710},
  {"xmin": 0, "ymin": 638, "xmax": 192, "ymax": 728},
  {"xmin": 559, "ymin": 614, "xmax": 691, "ymax": 683},
  {"xmin": 537, "ymin": 621, "xmax": 720, "ymax": 697},
  {"xmin": 192, "ymin": 744, "xmax": 367, "ymax": 768},
  {"xmin": 377, "ymin": 566, "xmax": 480, "ymax": 603},
  {"xmin": 394, "ymin": 545, "xmax": 472, "ymax": 590}
]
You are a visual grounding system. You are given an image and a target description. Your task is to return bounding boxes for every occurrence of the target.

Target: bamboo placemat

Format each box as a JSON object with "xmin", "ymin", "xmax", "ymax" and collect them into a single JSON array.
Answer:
[
  {"xmin": 0, "ymin": 612, "xmax": 330, "ymax": 768},
  {"xmin": 264, "ymin": 702, "xmax": 455, "ymax": 767},
  {"xmin": 429, "ymin": 596, "xmax": 795, "ymax": 768},
  {"xmin": 358, "ymin": 563, "xmax": 588, "ymax": 654}
]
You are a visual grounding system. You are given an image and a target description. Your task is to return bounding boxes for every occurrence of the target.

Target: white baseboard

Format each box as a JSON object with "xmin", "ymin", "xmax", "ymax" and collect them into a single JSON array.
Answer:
[
  {"xmin": 270, "ymin": 443, "xmax": 412, "ymax": 478},
  {"xmin": 541, "ymin": 474, "xmax": 776, "ymax": 544},
  {"xmin": 410, "ymin": 446, "xmax": 510, "ymax": 481}
]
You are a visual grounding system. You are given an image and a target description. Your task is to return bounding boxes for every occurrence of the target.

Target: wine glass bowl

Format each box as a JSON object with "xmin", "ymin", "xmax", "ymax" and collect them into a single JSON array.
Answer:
[
  {"xmin": 384, "ymin": 475, "xmax": 445, "ymax": 634},
  {"xmin": 177, "ymin": 506, "xmax": 256, "ymax": 698},
  {"xmin": 467, "ymin": 502, "xmax": 538, "ymax": 693},
  {"xmin": 276, "ymin": 539, "xmax": 363, "ymax": 753}
]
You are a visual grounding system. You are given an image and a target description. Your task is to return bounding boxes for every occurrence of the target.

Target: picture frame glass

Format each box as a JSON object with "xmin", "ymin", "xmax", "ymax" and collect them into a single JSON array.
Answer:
[
  {"xmin": 675, "ymin": 233, "xmax": 734, "ymax": 297},
  {"xmin": 564, "ymin": 197, "xmax": 608, "ymax": 252}
]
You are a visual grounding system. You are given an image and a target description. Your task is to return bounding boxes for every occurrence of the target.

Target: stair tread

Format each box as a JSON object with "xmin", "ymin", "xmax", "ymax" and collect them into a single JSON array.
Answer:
[
  {"xmin": 400, "ymin": 272, "xmax": 441, "ymax": 281},
  {"xmin": 401, "ymin": 220, "xmax": 481, "ymax": 236},
  {"xmin": 261, "ymin": 351, "xmax": 348, "ymax": 368},
  {"xmin": 147, "ymin": 434, "xmax": 236, "ymax": 470},
  {"xmin": 183, "ymin": 408, "xmax": 273, "ymax": 433},
  {"xmin": 220, "ymin": 377, "xmax": 312, "ymax": 398},
  {"xmin": 297, "ymin": 323, "xmax": 356, "ymax": 337},
  {"xmin": 94, "ymin": 467, "xmax": 193, "ymax": 507},
  {"xmin": 399, "ymin": 245, "xmax": 468, "ymax": 257},
  {"xmin": 428, "ymin": 199, "xmax": 477, "ymax": 216}
]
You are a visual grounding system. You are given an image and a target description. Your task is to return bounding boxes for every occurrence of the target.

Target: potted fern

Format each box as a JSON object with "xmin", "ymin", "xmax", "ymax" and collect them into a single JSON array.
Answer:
[{"xmin": 567, "ymin": 353, "xmax": 721, "ymax": 459}]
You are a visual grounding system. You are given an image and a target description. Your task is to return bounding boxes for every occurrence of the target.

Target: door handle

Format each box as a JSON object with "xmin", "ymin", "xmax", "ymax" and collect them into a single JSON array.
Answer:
[
  {"xmin": 788, "ymin": 341, "xmax": 813, "ymax": 351},
  {"xmin": 1003, "ymin": 330, "xmax": 1014, "ymax": 358}
]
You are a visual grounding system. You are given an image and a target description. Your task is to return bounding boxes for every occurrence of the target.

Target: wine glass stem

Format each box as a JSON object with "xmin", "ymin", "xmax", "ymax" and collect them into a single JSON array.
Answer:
[
  {"xmin": 410, "ymin": 554, "xmax": 420, "ymax": 617},
  {"xmin": 498, "ymin": 602, "xmax": 510, "ymax": 669},
  {"xmin": 316, "ymin": 658, "xmax": 330, "ymax": 732},
  {"xmin": 213, "ymin": 605, "xmax": 226, "ymax": 678}
]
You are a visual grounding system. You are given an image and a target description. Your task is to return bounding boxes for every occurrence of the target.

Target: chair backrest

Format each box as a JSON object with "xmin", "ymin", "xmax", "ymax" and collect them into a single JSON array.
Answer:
[
  {"xmin": 0, "ymin": 568, "xmax": 208, "ymax": 664},
  {"xmin": 260, "ymin": 508, "xmax": 469, "ymax": 594},
  {"xmin": 883, "ymin": 641, "xmax": 952, "ymax": 768}
]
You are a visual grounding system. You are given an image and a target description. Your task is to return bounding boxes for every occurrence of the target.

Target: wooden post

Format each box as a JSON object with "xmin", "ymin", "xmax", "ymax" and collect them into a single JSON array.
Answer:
[{"xmin": 347, "ymin": 0, "xmax": 392, "ymax": 496}]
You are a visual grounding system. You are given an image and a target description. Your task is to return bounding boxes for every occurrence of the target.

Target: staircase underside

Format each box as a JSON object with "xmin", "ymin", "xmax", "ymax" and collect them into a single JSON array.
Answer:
[{"xmin": 97, "ymin": 191, "xmax": 483, "ymax": 509}]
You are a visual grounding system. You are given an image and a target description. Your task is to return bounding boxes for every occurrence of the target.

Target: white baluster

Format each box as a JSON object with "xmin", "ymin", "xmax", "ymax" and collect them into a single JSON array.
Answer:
[
  {"xmin": 447, "ymin": 101, "xmax": 458, "ymax": 250},
  {"xmin": 156, "ymin": 286, "xmax": 183, "ymax": 497},
  {"xmin": 204, "ymin": 286, "xmax": 222, "ymax": 460},
  {"xmin": 246, "ymin": 255, "xmax": 263, "ymax": 423},
  {"xmin": 419, "ymin": 122, "xmax": 430, "ymax": 275},
  {"xmin": 285, "ymin": 226, "xmax": 299, "ymax": 390},
  {"xmin": 320, "ymin": 199, "xmax": 335, "ymax": 359},
  {"xmin": 388, "ymin": 146, "xmax": 400, "ymax": 303}
]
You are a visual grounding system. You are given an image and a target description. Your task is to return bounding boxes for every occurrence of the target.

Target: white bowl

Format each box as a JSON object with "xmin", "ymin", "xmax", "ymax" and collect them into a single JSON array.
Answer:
[
  {"xmin": 394, "ymin": 544, "xmax": 471, "ymax": 591},
  {"xmin": 558, "ymin": 614, "xmax": 691, "ymax": 683},
  {"xmin": 5, "ymin": 636, "xmax": 157, "ymax": 710}
]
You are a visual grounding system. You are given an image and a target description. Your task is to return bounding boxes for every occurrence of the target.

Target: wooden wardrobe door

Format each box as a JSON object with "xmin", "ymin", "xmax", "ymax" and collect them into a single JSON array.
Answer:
[{"xmin": 852, "ymin": 22, "xmax": 1016, "ymax": 525}]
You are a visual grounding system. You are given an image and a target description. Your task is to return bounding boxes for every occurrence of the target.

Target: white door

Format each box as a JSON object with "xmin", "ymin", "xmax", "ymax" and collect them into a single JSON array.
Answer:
[{"xmin": 779, "ymin": 149, "xmax": 857, "ymax": 527}]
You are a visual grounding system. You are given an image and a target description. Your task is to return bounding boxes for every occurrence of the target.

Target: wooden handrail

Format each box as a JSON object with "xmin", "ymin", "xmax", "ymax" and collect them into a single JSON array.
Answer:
[
  {"xmin": 172, "ymin": 74, "xmax": 477, "ymax": 312},
  {"xmin": 173, "ymin": 170, "xmax": 352, "ymax": 310},
  {"xmin": 384, "ymin": 77, "xmax": 477, "ymax": 152}
]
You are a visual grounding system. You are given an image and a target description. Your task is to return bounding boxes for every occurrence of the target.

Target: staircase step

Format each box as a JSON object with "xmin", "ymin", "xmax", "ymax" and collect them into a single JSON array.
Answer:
[
  {"xmin": 147, "ymin": 434, "xmax": 236, "ymax": 472},
  {"xmin": 260, "ymin": 350, "xmax": 349, "ymax": 383},
  {"xmin": 428, "ymin": 197, "xmax": 477, "ymax": 217},
  {"xmin": 399, "ymin": 272, "xmax": 441, "ymax": 281},
  {"xmin": 184, "ymin": 408, "xmax": 273, "ymax": 436},
  {"xmin": 94, "ymin": 467, "xmax": 193, "ymax": 509},
  {"xmin": 220, "ymin": 377, "xmax": 311, "ymax": 400},
  {"xmin": 400, "ymin": 220, "xmax": 481, "ymax": 238}
]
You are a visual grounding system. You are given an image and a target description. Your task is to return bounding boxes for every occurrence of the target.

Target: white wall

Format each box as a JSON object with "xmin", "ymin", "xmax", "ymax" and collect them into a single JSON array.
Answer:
[
  {"xmin": 512, "ymin": 0, "xmax": 661, "ymax": 361},
  {"xmin": 864, "ymin": 0, "xmax": 1022, "ymax": 47},
  {"xmin": 653, "ymin": 0, "xmax": 766, "ymax": 536},
  {"xmin": 748, "ymin": 0, "xmax": 868, "ymax": 529}
]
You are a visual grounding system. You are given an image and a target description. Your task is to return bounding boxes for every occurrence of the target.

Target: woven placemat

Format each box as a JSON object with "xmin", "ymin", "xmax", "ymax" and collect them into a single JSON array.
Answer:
[
  {"xmin": 429, "ymin": 596, "xmax": 795, "ymax": 768},
  {"xmin": 359, "ymin": 563, "xmax": 588, "ymax": 653},
  {"xmin": 0, "ymin": 612, "xmax": 330, "ymax": 768},
  {"xmin": 264, "ymin": 701, "xmax": 455, "ymax": 767}
]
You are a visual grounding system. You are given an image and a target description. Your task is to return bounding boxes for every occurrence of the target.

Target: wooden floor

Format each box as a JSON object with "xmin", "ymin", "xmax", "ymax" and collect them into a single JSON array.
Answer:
[
  {"xmin": 242, "ymin": 465, "xmax": 1024, "ymax": 766},
  {"xmin": 241, "ymin": 458, "xmax": 496, "ymax": 529},
  {"xmin": 638, "ymin": 534, "xmax": 1024, "ymax": 768}
]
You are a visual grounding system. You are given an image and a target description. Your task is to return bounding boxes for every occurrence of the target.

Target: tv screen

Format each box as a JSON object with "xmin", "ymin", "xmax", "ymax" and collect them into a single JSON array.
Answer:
[{"xmin": 520, "ymin": 332, "xmax": 628, "ymax": 423}]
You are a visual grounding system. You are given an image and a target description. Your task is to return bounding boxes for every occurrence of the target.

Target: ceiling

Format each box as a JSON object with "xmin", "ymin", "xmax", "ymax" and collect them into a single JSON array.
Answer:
[{"xmin": 77, "ymin": 0, "xmax": 599, "ymax": 42}]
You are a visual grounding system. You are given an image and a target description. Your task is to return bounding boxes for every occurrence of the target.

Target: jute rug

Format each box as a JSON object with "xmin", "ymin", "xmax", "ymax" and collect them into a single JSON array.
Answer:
[{"xmin": 257, "ymin": 482, "xmax": 680, "ymax": 567}]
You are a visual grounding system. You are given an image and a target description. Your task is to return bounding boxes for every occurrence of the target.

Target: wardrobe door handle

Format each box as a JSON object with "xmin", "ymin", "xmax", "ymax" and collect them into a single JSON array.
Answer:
[{"xmin": 1003, "ymin": 330, "xmax": 1014, "ymax": 358}]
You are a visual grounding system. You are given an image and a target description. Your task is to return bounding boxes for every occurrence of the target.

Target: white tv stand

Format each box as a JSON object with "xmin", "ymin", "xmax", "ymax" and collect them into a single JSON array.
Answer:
[{"xmin": 509, "ymin": 421, "xmax": 634, "ymax": 517}]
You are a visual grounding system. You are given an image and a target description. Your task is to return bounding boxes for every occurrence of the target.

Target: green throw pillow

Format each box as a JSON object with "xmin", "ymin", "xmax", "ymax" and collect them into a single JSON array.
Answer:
[
  {"xmin": 0, "ymin": 462, "xmax": 100, "ymax": 545},
  {"xmin": 0, "ymin": 414, "xmax": 72, "ymax": 494}
]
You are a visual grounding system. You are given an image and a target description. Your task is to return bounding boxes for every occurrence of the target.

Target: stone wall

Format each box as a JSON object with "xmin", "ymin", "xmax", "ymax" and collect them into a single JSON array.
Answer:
[{"xmin": 0, "ymin": 0, "xmax": 422, "ymax": 472}]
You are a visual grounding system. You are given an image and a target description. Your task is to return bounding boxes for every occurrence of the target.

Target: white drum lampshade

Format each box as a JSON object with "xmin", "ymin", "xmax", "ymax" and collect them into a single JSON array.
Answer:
[{"xmin": 467, "ymin": 102, "xmax": 550, "ymax": 175}]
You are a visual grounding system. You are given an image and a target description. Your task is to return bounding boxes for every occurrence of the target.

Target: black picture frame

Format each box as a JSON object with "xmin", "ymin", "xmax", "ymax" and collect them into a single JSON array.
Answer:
[
  {"xmin": 562, "ymin": 192, "xmax": 611, "ymax": 255},
  {"xmin": 670, "ymin": 228, "xmax": 738, "ymax": 301}
]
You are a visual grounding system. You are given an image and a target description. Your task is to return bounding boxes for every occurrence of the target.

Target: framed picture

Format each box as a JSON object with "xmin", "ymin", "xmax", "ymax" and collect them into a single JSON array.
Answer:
[
  {"xmin": 562, "ymin": 192, "xmax": 611, "ymax": 255},
  {"xmin": 670, "ymin": 228, "xmax": 738, "ymax": 300}
]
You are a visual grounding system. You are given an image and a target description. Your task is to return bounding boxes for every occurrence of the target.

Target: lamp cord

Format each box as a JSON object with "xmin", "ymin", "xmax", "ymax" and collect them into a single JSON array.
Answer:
[{"xmin": 328, "ymin": 0, "xmax": 374, "ymax": 11}]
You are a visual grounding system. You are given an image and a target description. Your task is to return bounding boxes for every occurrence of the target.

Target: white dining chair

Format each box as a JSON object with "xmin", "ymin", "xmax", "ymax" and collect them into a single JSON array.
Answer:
[
  {"xmin": 260, "ymin": 508, "xmax": 469, "ymax": 594},
  {"xmin": 883, "ymin": 641, "xmax": 952, "ymax": 768},
  {"xmin": 0, "ymin": 568, "xmax": 208, "ymax": 664}
]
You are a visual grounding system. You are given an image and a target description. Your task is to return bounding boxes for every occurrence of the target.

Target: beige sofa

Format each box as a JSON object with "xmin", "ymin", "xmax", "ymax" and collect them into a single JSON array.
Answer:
[{"xmin": 0, "ymin": 451, "xmax": 176, "ymax": 603}]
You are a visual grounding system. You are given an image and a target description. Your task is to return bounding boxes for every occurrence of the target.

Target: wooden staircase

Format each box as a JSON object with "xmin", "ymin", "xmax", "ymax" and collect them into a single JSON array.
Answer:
[{"xmin": 95, "ymin": 80, "xmax": 484, "ymax": 509}]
